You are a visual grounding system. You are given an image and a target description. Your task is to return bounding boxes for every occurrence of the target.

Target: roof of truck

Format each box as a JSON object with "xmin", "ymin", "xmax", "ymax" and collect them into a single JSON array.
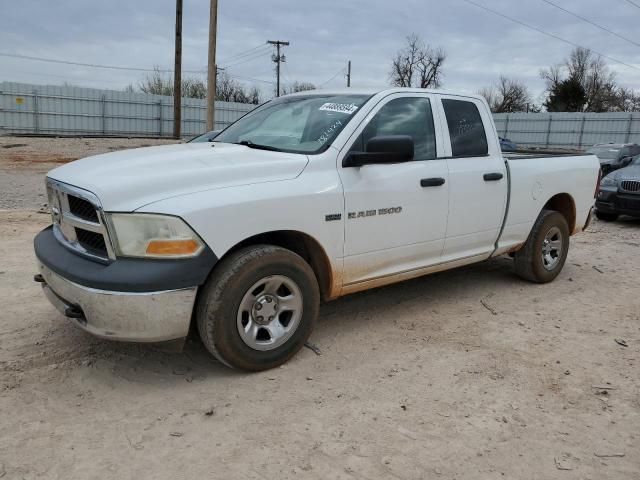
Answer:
[{"xmin": 285, "ymin": 87, "xmax": 486, "ymax": 102}]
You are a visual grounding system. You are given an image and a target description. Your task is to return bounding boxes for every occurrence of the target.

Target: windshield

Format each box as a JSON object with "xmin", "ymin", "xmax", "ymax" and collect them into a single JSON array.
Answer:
[
  {"xmin": 632, "ymin": 155, "xmax": 640, "ymax": 166},
  {"xmin": 214, "ymin": 94, "xmax": 371, "ymax": 154},
  {"xmin": 587, "ymin": 146, "xmax": 621, "ymax": 160}
]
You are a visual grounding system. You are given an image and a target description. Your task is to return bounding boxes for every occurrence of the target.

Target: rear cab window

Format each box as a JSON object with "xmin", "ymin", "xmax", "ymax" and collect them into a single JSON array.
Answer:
[{"xmin": 442, "ymin": 99, "xmax": 488, "ymax": 157}]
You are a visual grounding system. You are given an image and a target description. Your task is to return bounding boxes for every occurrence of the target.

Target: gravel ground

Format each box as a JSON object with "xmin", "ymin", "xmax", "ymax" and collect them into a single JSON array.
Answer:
[
  {"xmin": 0, "ymin": 136, "xmax": 180, "ymax": 209},
  {"xmin": 0, "ymin": 136, "xmax": 638, "ymax": 479}
]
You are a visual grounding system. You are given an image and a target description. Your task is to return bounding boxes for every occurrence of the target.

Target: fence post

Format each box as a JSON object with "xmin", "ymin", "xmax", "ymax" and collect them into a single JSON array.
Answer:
[
  {"xmin": 158, "ymin": 101, "xmax": 163, "ymax": 137},
  {"xmin": 504, "ymin": 114, "xmax": 510, "ymax": 138},
  {"xmin": 32, "ymin": 90, "xmax": 39, "ymax": 134},
  {"xmin": 625, "ymin": 113, "xmax": 633, "ymax": 143},
  {"xmin": 101, "ymin": 94, "xmax": 107, "ymax": 135},
  {"xmin": 577, "ymin": 116, "xmax": 586, "ymax": 149},
  {"xmin": 545, "ymin": 115, "xmax": 553, "ymax": 148}
]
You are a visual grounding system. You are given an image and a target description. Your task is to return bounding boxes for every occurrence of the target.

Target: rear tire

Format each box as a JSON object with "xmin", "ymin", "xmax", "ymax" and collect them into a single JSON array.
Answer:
[
  {"xmin": 514, "ymin": 210, "xmax": 570, "ymax": 283},
  {"xmin": 196, "ymin": 245, "xmax": 319, "ymax": 371},
  {"xmin": 595, "ymin": 210, "xmax": 618, "ymax": 222}
]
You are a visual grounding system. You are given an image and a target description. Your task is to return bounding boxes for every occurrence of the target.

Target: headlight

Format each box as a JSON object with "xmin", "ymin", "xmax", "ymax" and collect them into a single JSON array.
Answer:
[
  {"xmin": 107, "ymin": 213, "xmax": 204, "ymax": 259},
  {"xmin": 600, "ymin": 175, "xmax": 617, "ymax": 188}
]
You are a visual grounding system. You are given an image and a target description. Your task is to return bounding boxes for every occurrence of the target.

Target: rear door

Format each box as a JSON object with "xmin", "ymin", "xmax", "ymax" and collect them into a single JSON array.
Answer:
[
  {"xmin": 338, "ymin": 93, "xmax": 449, "ymax": 286},
  {"xmin": 436, "ymin": 96, "xmax": 508, "ymax": 260}
]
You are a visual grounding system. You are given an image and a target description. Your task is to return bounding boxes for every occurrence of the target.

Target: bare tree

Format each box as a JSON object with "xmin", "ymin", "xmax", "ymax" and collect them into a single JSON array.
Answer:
[
  {"xmin": 137, "ymin": 67, "xmax": 260, "ymax": 104},
  {"xmin": 390, "ymin": 33, "xmax": 446, "ymax": 89},
  {"xmin": 139, "ymin": 67, "xmax": 174, "ymax": 96},
  {"xmin": 479, "ymin": 76, "xmax": 533, "ymax": 113},
  {"xmin": 215, "ymin": 71, "xmax": 261, "ymax": 104},
  {"xmin": 281, "ymin": 81, "xmax": 316, "ymax": 95},
  {"xmin": 541, "ymin": 47, "xmax": 622, "ymax": 112},
  {"xmin": 610, "ymin": 86, "xmax": 640, "ymax": 112},
  {"xmin": 182, "ymin": 78, "xmax": 207, "ymax": 99}
]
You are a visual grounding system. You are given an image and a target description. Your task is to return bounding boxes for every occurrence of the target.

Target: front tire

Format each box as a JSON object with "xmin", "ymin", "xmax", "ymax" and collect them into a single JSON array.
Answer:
[
  {"xmin": 595, "ymin": 210, "xmax": 618, "ymax": 222},
  {"xmin": 196, "ymin": 245, "xmax": 319, "ymax": 371},
  {"xmin": 514, "ymin": 210, "xmax": 570, "ymax": 283}
]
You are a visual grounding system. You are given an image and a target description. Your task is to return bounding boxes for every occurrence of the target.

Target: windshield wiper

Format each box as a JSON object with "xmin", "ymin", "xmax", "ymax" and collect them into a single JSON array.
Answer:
[{"xmin": 234, "ymin": 140, "xmax": 282, "ymax": 152}]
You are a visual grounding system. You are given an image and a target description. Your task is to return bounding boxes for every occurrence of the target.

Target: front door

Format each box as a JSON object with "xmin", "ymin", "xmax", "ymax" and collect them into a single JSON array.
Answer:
[{"xmin": 338, "ymin": 94, "xmax": 450, "ymax": 286}]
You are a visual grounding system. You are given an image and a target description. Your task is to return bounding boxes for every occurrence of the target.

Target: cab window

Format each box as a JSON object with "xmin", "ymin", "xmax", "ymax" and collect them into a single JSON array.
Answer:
[
  {"xmin": 351, "ymin": 97, "xmax": 436, "ymax": 161},
  {"xmin": 442, "ymin": 99, "xmax": 488, "ymax": 157}
]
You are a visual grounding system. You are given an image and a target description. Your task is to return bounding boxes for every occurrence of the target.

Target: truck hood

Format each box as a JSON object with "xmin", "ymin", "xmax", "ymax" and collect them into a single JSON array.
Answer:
[{"xmin": 47, "ymin": 143, "xmax": 309, "ymax": 211}]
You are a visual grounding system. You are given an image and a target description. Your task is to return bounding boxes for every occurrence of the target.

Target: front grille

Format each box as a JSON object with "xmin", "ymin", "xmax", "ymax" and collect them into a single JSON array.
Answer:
[
  {"xmin": 68, "ymin": 194, "xmax": 99, "ymax": 222},
  {"xmin": 75, "ymin": 228, "xmax": 108, "ymax": 256},
  {"xmin": 46, "ymin": 178, "xmax": 113, "ymax": 261},
  {"xmin": 620, "ymin": 180, "xmax": 640, "ymax": 193}
]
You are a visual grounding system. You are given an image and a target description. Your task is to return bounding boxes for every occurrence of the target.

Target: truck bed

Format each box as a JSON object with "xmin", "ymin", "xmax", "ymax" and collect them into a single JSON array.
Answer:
[{"xmin": 503, "ymin": 149, "xmax": 588, "ymax": 160}]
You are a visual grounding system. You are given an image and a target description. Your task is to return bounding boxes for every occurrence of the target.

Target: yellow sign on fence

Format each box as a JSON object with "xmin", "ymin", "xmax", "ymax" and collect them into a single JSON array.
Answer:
[{"xmin": 15, "ymin": 97, "xmax": 24, "ymax": 105}]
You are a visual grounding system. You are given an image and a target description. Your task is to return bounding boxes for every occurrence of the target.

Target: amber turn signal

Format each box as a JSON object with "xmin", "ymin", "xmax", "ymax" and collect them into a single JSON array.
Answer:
[{"xmin": 146, "ymin": 239, "xmax": 201, "ymax": 256}]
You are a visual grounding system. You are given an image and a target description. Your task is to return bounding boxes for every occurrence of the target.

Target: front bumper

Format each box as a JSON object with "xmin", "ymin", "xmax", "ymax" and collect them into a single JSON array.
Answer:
[
  {"xmin": 34, "ymin": 225, "xmax": 218, "ymax": 342},
  {"xmin": 596, "ymin": 188, "xmax": 640, "ymax": 217},
  {"xmin": 37, "ymin": 262, "xmax": 196, "ymax": 342}
]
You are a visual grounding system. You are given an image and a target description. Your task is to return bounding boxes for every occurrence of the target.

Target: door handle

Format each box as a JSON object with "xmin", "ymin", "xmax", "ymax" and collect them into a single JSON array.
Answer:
[
  {"xmin": 483, "ymin": 172, "xmax": 504, "ymax": 181},
  {"xmin": 420, "ymin": 177, "xmax": 446, "ymax": 187}
]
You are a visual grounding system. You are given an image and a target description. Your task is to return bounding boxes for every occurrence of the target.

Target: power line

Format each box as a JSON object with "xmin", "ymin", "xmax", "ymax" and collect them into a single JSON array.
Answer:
[
  {"xmin": 221, "ymin": 47, "xmax": 271, "ymax": 68},
  {"xmin": 460, "ymin": 0, "xmax": 640, "ymax": 71},
  {"xmin": 226, "ymin": 71, "xmax": 275, "ymax": 85},
  {"xmin": 281, "ymin": 62, "xmax": 293, "ymax": 85},
  {"xmin": 318, "ymin": 68, "xmax": 346, "ymax": 88},
  {"xmin": 0, "ymin": 51, "xmax": 204, "ymax": 74},
  {"xmin": 218, "ymin": 43, "xmax": 269, "ymax": 64},
  {"xmin": 623, "ymin": 0, "xmax": 640, "ymax": 10},
  {"xmin": 540, "ymin": 0, "xmax": 640, "ymax": 48},
  {"xmin": 5, "ymin": 69, "xmax": 129, "ymax": 86},
  {"xmin": 463, "ymin": 0, "xmax": 640, "ymax": 70}
]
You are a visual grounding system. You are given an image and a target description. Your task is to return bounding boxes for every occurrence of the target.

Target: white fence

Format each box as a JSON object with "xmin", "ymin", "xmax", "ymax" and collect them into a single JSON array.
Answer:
[
  {"xmin": 493, "ymin": 112, "xmax": 640, "ymax": 149},
  {"xmin": 2, "ymin": 82, "xmax": 640, "ymax": 147},
  {"xmin": 0, "ymin": 81, "xmax": 255, "ymax": 138}
]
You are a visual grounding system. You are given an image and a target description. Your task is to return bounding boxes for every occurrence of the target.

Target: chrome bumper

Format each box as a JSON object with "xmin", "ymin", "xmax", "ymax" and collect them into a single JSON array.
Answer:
[{"xmin": 37, "ymin": 261, "xmax": 197, "ymax": 342}]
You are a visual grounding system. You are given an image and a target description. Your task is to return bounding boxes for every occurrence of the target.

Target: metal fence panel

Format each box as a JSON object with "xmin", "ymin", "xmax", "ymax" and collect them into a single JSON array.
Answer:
[
  {"xmin": 494, "ymin": 111, "xmax": 640, "ymax": 149},
  {"xmin": 3, "ymin": 82, "xmax": 640, "ymax": 148},
  {"xmin": 0, "ymin": 81, "xmax": 255, "ymax": 137}
]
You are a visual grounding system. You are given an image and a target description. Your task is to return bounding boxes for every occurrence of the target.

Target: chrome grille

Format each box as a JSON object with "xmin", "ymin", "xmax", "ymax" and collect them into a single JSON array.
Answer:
[
  {"xmin": 620, "ymin": 180, "xmax": 640, "ymax": 193},
  {"xmin": 46, "ymin": 179, "xmax": 114, "ymax": 262}
]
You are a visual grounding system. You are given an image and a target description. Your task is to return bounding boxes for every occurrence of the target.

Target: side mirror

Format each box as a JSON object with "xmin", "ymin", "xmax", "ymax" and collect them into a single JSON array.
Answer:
[{"xmin": 343, "ymin": 135, "xmax": 414, "ymax": 168}]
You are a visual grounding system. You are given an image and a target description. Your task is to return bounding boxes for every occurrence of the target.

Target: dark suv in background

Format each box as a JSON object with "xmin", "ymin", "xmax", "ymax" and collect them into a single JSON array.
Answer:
[
  {"xmin": 586, "ymin": 143, "xmax": 640, "ymax": 175},
  {"xmin": 596, "ymin": 154, "xmax": 640, "ymax": 221}
]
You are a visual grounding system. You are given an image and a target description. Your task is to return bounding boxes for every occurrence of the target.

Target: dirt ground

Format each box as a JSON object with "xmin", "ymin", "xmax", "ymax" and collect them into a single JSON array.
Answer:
[
  {"xmin": 0, "ymin": 137, "xmax": 639, "ymax": 479},
  {"xmin": 0, "ymin": 137, "xmax": 180, "ymax": 210}
]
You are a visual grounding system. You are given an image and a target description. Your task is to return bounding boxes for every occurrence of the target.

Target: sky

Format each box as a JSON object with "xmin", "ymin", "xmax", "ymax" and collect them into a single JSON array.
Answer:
[{"xmin": 2, "ymin": 0, "xmax": 640, "ymax": 103}]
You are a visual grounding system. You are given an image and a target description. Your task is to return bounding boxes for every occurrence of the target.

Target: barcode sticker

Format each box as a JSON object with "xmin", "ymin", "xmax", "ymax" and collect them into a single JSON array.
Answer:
[{"xmin": 319, "ymin": 103, "xmax": 359, "ymax": 114}]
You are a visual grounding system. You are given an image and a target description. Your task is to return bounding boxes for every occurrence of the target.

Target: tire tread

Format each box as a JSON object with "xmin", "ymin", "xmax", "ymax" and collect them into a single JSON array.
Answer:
[
  {"xmin": 196, "ymin": 245, "xmax": 318, "ymax": 370},
  {"xmin": 514, "ymin": 209, "xmax": 569, "ymax": 283}
]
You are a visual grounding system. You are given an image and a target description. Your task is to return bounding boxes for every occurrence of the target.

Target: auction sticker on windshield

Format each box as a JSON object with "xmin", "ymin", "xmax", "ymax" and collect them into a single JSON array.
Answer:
[{"xmin": 319, "ymin": 103, "xmax": 359, "ymax": 114}]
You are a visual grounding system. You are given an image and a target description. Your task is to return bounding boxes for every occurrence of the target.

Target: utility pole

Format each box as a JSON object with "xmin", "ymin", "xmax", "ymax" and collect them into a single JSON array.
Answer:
[
  {"xmin": 267, "ymin": 40, "xmax": 289, "ymax": 97},
  {"xmin": 346, "ymin": 60, "xmax": 351, "ymax": 87},
  {"xmin": 173, "ymin": 0, "xmax": 183, "ymax": 139},
  {"xmin": 206, "ymin": 0, "xmax": 218, "ymax": 131}
]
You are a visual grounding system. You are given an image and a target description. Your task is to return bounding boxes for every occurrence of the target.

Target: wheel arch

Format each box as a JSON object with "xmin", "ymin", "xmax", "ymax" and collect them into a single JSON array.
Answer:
[
  {"xmin": 218, "ymin": 230, "xmax": 338, "ymax": 301},
  {"xmin": 542, "ymin": 193, "xmax": 577, "ymax": 234}
]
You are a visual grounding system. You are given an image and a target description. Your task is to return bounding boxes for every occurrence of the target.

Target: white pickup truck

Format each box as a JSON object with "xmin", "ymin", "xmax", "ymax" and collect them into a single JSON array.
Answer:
[{"xmin": 34, "ymin": 88, "xmax": 600, "ymax": 370}]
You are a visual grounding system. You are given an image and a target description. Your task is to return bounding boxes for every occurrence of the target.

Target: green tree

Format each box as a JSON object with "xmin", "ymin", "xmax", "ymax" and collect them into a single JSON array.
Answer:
[{"xmin": 544, "ymin": 76, "xmax": 587, "ymax": 112}]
